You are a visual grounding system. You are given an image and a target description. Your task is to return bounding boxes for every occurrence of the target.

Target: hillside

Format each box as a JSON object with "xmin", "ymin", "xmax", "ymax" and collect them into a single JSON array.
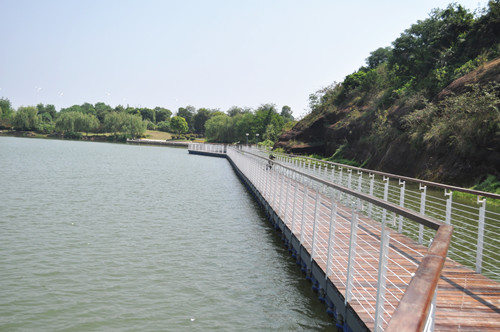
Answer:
[{"xmin": 276, "ymin": 2, "xmax": 500, "ymax": 187}]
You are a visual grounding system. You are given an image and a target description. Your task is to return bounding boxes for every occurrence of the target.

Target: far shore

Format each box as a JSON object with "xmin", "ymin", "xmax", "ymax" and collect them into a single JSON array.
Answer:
[
  {"xmin": 126, "ymin": 138, "xmax": 190, "ymax": 147},
  {"xmin": 0, "ymin": 130, "xmax": 196, "ymax": 147}
]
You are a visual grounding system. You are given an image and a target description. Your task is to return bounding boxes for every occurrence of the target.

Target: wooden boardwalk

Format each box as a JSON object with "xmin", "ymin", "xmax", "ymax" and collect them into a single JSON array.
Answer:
[
  {"xmin": 188, "ymin": 145, "xmax": 500, "ymax": 331},
  {"xmin": 231, "ymin": 151, "xmax": 500, "ymax": 331}
]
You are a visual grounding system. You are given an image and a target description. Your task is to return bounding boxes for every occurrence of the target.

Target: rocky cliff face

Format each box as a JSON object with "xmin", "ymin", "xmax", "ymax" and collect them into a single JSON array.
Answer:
[{"xmin": 276, "ymin": 58, "xmax": 500, "ymax": 186}]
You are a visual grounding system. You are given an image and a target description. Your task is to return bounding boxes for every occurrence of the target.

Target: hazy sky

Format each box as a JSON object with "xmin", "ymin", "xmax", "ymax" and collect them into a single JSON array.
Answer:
[{"xmin": 0, "ymin": 0, "xmax": 486, "ymax": 117}]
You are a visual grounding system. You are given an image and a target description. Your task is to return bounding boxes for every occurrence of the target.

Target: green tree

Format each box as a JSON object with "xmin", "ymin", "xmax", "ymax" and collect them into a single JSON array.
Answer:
[
  {"xmin": 36, "ymin": 103, "xmax": 56, "ymax": 122},
  {"xmin": 139, "ymin": 108, "xmax": 156, "ymax": 123},
  {"xmin": 95, "ymin": 102, "xmax": 113, "ymax": 122},
  {"xmin": 280, "ymin": 105, "xmax": 294, "ymax": 122},
  {"xmin": 205, "ymin": 114, "xmax": 233, "ymax": 142},
  {"xmin": 155, "ymin": 107, "xmax": 172, "ymax": 123},
  {"xmin": 366, "ymin": 47, "xmax": 392, "ymax": 69},
  {"xmin": 389, "ymin": 4, "xmax": 475, "ymax": 94},
  {"xmin": 81, "ymin": 103, "xmax": 97, "ymax": 117},
  {"xmin": 13, "ymin": 106, "xmax": 39, "ymax": 131},
  {"xmin": 177, "ymin": 106, "xmax": 195, "ymax": 132},
  {"xmin": 122, "ymin": 113, "xmax": 146, "ymax": 138},
  {"xmin": 193, "ymin": 108, "xmax": 213, "ymax": 135},
  {"xmin": 55, "ymin": 111, "xmax": 78, "ymax": 133},
  {"xmin": 157, "ymin": 120, "xmax": 171, "ymax": 132},
  {"xmin": 253, "ymin": 104, "xmax": 284, "ymax": 141},
  {"xmin": 170, "ymin": 116, "xmax": 189, "ymax": 134},
  {"xmin": 75, "ymin": 113, "xmax": 99, "ymax": 135},
  {"xmin": 227, "ymin": 106, "xmax": 251, "ymax": 117},
  {"xmin": 0, "ymin": 98, "xmax": 14, "ymax": 128},
  {"xmin": 103, "ymin": 112, "xmax": 123, "ymax": 135}
]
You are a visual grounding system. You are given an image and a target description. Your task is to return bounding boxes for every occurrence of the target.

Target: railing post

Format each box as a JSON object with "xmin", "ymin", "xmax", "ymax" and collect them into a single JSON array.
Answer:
[
  {"xmin": 326, "ymin": 199, "xmax": 338, "ymax": 279},
  {"xmin": 357, "ymin": 170, "xmax": 363, "ymax": 211},
  {"xmin": 300, "ymin": 186, "xmax": 309, "ymax": 245},
  {"xmin": 398, "ymin": 180, "xmax": 406, "ymax": 233},
  {"xmin": 368, "ymin": 173, "xmax": 375, "ymax": 218},
  {"xmin": 374, "ymin": 220, "xmax": 390, "ymax": 332},
  {"xmin": 423, "ymin": 287, "xmax": 438, "ymax": 332},
  {"xmin": 347, "ymin": 169, "xmax": 352, "ymax": 189},
  {"xmin": 311, "ymin": 190, "xmax": 320, "ymax": 261},
  {"xmin": 444, "ymin": 189, "xmax": 453, "ymax": 225},
  {"xmin": 476, "ymin": 196, "xmax": 486, "ymax": 273},
  {"xmin": 272, "ymin": 167, "xmax": 279, "ymax": 208},
  {"xmin": 290, "ymin": 175, "xmax": 300, "ymax": 235},
  {"xmin": 278, "ymin": 169, "xmax": 285, "ymax": 217},
  {"xmin": 284, "ymin": 173, "xmax": 291, "ymax": 223},
  {"xmin": 419, "ymin": 184, "xmax": 427, "ymax": 244},
  {"xmin": 345, "ymin": 210, "xmax": 358, "ymax": 304},
  {"xmin": 265, "ymin": 162, "xmax": 271, "ymax": 199},
  {"xmin": 382, "ymin": 176, "xmax": 389, "ymax": 224}
]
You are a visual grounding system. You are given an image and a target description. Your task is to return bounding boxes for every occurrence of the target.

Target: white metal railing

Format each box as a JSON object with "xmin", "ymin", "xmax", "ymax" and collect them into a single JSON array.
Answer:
[
  {"xmin": 188, "ymin": 142, "xmax": 227, "ymax": 154},
  {"xmin": 227, "ymin": 147, "xmax": 451, "ymax": 331},
  {"xmin": 240, "ymin": 145, "xmax": 500, "ymax": 282}
]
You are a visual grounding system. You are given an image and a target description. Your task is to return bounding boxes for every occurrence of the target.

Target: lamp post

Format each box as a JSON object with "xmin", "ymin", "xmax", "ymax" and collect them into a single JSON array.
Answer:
[
  {"xmin": 246, "ymin": 133, "xmax": 249, "ymax": 146},
  {"xmin": 256, "ymin": 133, "xmax": 259, "ymax": 146}
]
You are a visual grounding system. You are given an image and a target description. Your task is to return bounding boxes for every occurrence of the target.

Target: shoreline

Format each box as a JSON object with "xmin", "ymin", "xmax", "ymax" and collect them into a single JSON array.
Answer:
[
  {"xmin": 126, "ymin": 138, "xmax": 190, "ymax": 147},
  {"xmin": 0, "ymin": 131, "xmax": 192, "ymax": 147}
]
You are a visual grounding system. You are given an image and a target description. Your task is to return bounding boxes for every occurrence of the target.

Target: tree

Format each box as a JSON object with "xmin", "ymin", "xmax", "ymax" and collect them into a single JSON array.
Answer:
[
  {"xmin": 139, "ymin": 108, "xmax": 156, "ymax": 123},
  {"xmin": 280, "ymin": 105, "xmax": 294, "ymax": 122},
  {"xmin": 0, "ymin": 98, "xmax": 14, "ymax": 128},
  {"xmin": 13, "ymin": 106, "xmax": 39, "ymax": 131},
  {"xmin": 170, "ymin": 116, "xmax": 188, "ymax": 134},
  {"xmin": 95, "ymin": 102, "xmax": 113, "ymax": 122},
  {"xmin": 254, "ymin": 104, "xmax": 283, "ymax": 139},
  {"xmin": 157, "ymin": 120, "xmax": 171, "ymax": 132},
  {"xmin": 122, "ymin": 113, "xmax": 146, "ymax": 138},
  {"xmin": 227, "ymin": 106, "xmax": 251, "ymax": 117},
  {"xmin": 205, "ymin": 114, "xmax": 233, "ymax": 142},
  {"xmin": 177, "ymin": 106, "xmax": 195, "ymax": 131},
  {"xmin": 366, "ymin": 47, "xmax": 392, "ymax": 69},
  {"xmin": 0, "ymin": 98, "xmax": 13, "ymax": 119},
  {"xmin": 389, "ymin": 4, "xmax": 475, "ymax": 94},
  {"xmin": 36, "ymin": 103, "xmax": 56, "ymax": 122},
  {"xmin": 155, "ymin": 107, "xmax": 172, "ymax": 123},
  {"xmin": 74, "ymin": 113, "xmax": 99, "ymax": 135},
  {"xmin": 55, "ymin": 111, "xmax": 78, "ymax": 133},
  {"xmin": 193, "ymin": 108, "xmax": 212, "ymax": 135},
  {"xmin": 103, "ymin": 112, "xmax": 123, "ymax": 135}
]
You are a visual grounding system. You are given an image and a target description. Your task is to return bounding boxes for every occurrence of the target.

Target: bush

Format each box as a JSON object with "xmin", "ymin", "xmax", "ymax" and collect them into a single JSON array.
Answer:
[
  {"xmin": 35, "ymin": 122, "xmax": 55, "ymax": 134},
  {"xmin": 473, "ymin": 175, "xmax": 500, "ymax": 194},
  {"xmin": 157, "ymin": 121, "xmax": 170, "ymax": 132},
  {"xmin": 64, "ymin": 131, "xmax": 82, "ymax": 139}
]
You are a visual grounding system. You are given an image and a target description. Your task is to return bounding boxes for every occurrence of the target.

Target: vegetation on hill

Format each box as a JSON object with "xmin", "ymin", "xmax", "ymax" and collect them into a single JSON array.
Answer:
[{"xmin": 276, "ymin": 1, "xmax": 500, "ymax": 188}]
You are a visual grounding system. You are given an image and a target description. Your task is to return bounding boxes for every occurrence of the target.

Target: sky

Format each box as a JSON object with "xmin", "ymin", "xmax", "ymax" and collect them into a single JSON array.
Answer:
[{"xmin": 0, "ymin": 0, "xmax": 487, "ymax": 118}]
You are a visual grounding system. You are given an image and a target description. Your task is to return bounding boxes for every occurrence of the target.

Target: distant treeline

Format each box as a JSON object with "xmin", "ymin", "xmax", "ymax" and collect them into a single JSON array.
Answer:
[{"xmin": 0, "ymin": 100, "xmax": 295, "ymax": 143}]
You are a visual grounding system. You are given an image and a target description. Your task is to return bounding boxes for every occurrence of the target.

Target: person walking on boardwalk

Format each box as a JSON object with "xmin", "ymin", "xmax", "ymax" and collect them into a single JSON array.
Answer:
[{"xmin": 267, "ymin": 148, "xmax": 275, "ymax": 170}]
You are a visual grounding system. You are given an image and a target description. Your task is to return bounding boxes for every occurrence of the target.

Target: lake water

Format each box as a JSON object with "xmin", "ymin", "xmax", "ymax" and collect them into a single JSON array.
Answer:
[{"xmin": 0, "ymin": 137, "xmax": 332, "ymax": 331}]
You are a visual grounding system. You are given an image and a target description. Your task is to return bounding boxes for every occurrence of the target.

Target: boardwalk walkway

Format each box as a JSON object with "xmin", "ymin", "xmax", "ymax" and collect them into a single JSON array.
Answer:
[{"xmin": 190, "ymin": 144, "xmax": 500, "ymax": 331}]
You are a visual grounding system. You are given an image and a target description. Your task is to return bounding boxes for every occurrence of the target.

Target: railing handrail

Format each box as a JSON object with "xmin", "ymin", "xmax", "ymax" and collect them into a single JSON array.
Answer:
[
  {"xmin": 386, "ymin": 224, "xmax": 453, "ymax": 332},
  {"xmin": 241, "ymin": 148, "xmax": 444, "ymax": 231},
  {"xmin": 248, "ymin": 146, "xmax": 500, "ymax": 200}
]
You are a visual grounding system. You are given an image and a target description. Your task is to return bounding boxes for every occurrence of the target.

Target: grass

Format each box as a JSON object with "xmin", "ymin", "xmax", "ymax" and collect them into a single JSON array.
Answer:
[{"xmin": 144, "ymin": 130, "xmax": 173, "ymax": 140}]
